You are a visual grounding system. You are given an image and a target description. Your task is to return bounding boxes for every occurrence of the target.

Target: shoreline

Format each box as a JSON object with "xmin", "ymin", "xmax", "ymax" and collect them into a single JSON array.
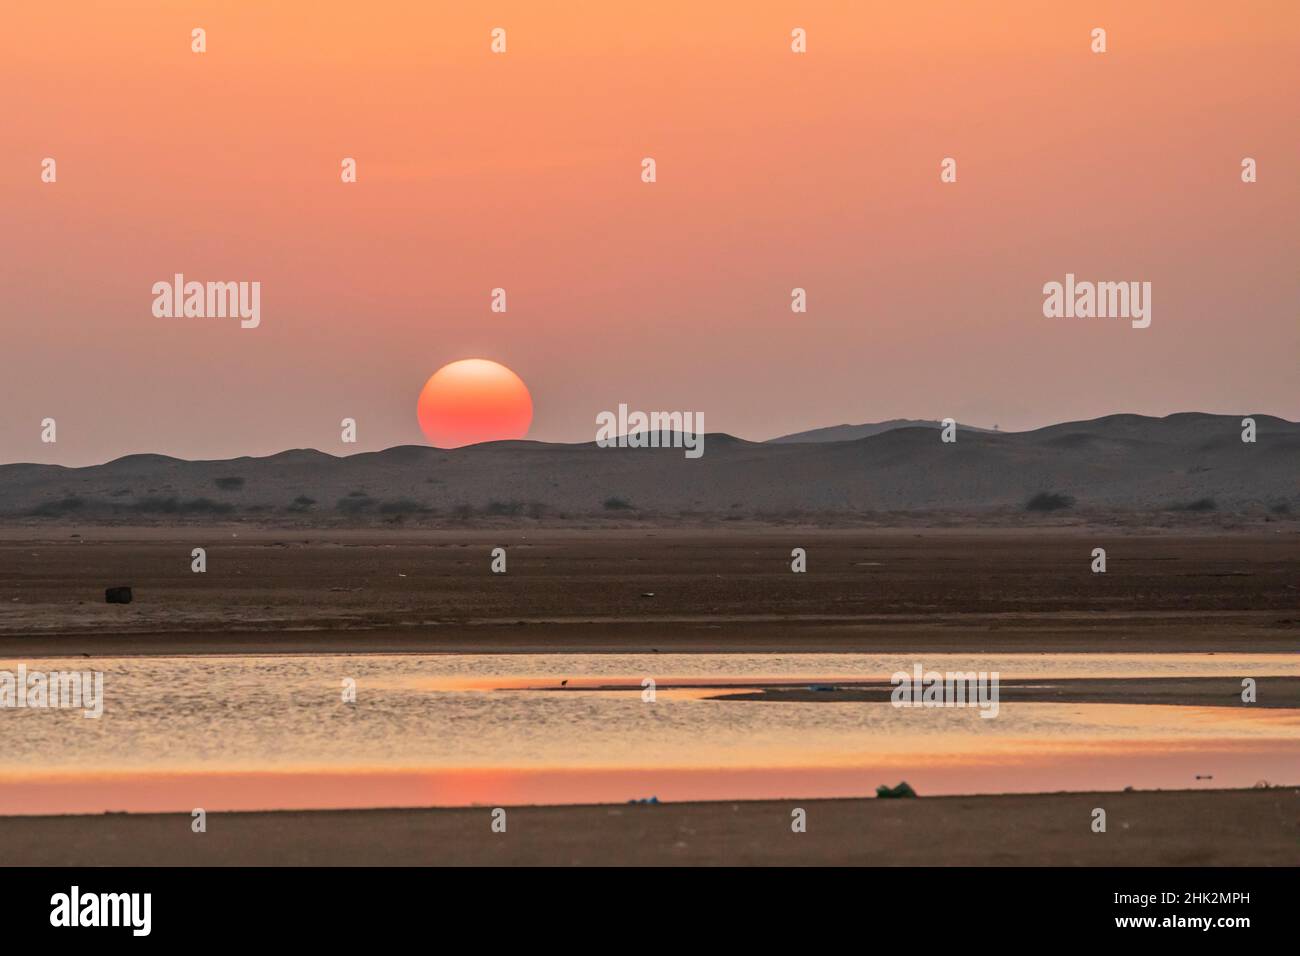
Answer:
[
  {"xmin": 3, "ymin": 619, "xmax": 1295, "ymax": 657},
  {"xmin": 694, "ymin": 676, "xmax": 1300, "ymax": 708},
  {"xmin": 2, "ymin": 787, "xmax": 1295, "ymax": 866}
]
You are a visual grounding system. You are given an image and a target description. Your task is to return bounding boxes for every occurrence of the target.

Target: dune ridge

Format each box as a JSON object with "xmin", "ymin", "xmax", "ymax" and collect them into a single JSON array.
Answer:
[{"xmin": 3, "ymin": 413, "xmax": 1296, "ymax": 520}]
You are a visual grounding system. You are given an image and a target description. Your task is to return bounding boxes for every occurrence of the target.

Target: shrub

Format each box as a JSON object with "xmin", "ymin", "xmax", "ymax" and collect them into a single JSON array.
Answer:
[
  {"xmin": 603, "ymin": 496, "xmax": 634, "ymax": 511},
  {"xmin": 337, "ymin": 495, "xmax": 375, "ymax": 514},
  {"xmin": 181, "ymin": 497, "xmax": 233, "ymax": 514},
  {"xmin": 1025, "ymin": 492, "xmax": 1074, "ymax": 512},
  {"xmin": 129, "ymin": 497, "xmax": 233, "ymax": 515},
  {"xmin": 379, "ymin": 498, "xmax": 427, "ymax": 514},
  {"xmin": 132, "ymin": 497, "xmax": 179, "ymax": 514},
  {"xmin": 30, "ymin": 496, "xmax": 86, "ymax": 517},
  {"xmin": 215, "ymin": 476, "xmax": 245, "ymax": 490}
]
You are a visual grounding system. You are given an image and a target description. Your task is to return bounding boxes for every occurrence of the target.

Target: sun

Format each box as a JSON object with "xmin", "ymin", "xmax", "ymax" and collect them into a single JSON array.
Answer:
[{"xmin": 416, "ymin": 359, "xmax": 533, "ymax": 448}]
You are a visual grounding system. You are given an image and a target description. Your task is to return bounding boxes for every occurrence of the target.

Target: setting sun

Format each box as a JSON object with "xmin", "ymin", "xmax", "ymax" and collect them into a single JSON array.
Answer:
[{"xmin": 416, "ymin": 359, "xmax": 533, "ymax": 448}]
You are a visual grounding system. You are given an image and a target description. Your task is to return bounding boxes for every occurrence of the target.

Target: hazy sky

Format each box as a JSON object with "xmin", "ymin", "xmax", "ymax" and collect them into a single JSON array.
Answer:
[{"xmin": 4, "ymin": 1, "xmax": 1297, "ymax": 466}]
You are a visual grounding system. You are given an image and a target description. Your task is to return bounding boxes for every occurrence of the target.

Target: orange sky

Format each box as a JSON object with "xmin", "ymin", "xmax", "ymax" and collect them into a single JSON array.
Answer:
[{"xmin": 3, "ymin": 1, "xmax": 1297, "ymax": 465}]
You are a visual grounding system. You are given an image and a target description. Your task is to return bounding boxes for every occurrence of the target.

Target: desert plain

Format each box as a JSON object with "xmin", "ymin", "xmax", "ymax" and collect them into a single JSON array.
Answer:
[{"xmin": 1, "ymin": 522, "xmax": 1296, "ymax": 865}]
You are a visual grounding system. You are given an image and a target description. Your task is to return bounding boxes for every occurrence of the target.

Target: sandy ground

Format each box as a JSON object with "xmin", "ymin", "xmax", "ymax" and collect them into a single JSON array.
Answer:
[
  {"xmin": 2, "ymin": 527, "xmax": 1295, "ymax": 866},
  {"xmin": 1, "ymin": 528, "xmax": 1296, "ymax": 655},
  {"xmin": 1, "ymin": 788, "xmax": 1295, "ymax": 866}
]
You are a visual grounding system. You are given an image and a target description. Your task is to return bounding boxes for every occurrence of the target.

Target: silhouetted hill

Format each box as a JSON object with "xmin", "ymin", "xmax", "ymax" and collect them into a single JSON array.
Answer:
[
  {"xmin": 2, "ymin": 414, "xmax": 1296, "ymax": 520},
  {"xmin": 767, "ymin": 419, "xmax": 996, "ymax": 443}
]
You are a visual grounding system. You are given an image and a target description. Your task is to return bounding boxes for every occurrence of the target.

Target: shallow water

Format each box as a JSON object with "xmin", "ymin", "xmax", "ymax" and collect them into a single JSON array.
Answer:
[{"xmin": 1, "ymin": 653, "xmax": 1296, "ymax": 814}]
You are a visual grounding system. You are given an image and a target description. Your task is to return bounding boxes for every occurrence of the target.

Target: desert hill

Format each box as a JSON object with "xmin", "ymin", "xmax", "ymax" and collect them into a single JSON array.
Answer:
[
  {"xmin": 767, "ymin": 419, "xmax": 996, "ymax": 443},
  {"xmin": 2, "ymin": 413, "xmax": 1296, "ymax": 521}
]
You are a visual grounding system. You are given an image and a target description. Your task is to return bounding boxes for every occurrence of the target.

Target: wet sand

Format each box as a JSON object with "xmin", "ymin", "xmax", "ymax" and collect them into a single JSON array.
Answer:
[
  {"xmin": 1, "ymin": 528, "xmax": 1296, "ymax": 655},
  {"xmin": 1, "ymin": 788, "xmax": 1295, "ymax": 866}
]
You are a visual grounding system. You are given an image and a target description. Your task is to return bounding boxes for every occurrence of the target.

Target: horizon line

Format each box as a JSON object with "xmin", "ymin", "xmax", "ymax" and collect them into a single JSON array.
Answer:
[{"xmin": 6, "ymin": 409, "xmax": 1296, "ymax": 471}]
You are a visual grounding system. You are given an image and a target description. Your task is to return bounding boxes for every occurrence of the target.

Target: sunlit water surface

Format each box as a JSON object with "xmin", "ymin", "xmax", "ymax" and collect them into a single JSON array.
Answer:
[{"xmin": 1, "ymin": 653, "xmax": 1295, "ymax": 814}]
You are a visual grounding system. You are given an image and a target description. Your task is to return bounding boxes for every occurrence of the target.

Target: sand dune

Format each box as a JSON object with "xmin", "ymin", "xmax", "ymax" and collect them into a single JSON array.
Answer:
[
  {"xmin": 765, "ymin": 418, "xmax": 995, "ymax": 443},
  {"xmin": 3, "ymin": 413, "xmax": 1296, "ymax": 521},
  {"xmin": 764, "ymin": 418, "xmax": 998, "ymax": 444}
]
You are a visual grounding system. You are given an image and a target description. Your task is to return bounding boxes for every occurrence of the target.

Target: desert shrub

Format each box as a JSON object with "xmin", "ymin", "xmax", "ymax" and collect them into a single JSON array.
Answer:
[
  {"xmin": 453, "ymin": 504, "xmax": 474, "ymax": 518},
  {"xmin": 131, "ymin": 497, "xmax": 179, "ymax": 513},
  {"xmin": 1173, "ymin": 497, "xmax": 1217, "ymax": 512},
  {"xmin": 603, "ymin": 496, "xmax": 634, "ymax": 511},
  {"xmin": 485, "ymin": 500, "xmax": 522, "ymax": 516},
  {"xmin": 30, "ymin": 496, "xmax": 86, "ymax": 517},
  {"xmin": 215, "ymin": 476, "xmax": 245, "ymax": 490},
  {"xmin": 1025, "ymin": 492, "xmax": 1075, "ymax": 512},
  {"xmin": 1270, "ymin": 502, "xmax": 1291, "ymax": 514},
  {"xmin": 379, "ymin": 498, "xmax": 427, "ymax": 514},
  {"xmin": 129, "ymin": 496, "xmax": 232, "ymax": 515},
  {"xmin": 336, "ymin": 495, "xmax": 375, "ymax": 514},
  {"xmin": 182, "ymin": 498, "xmax": 233, "ymax": 514}
]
